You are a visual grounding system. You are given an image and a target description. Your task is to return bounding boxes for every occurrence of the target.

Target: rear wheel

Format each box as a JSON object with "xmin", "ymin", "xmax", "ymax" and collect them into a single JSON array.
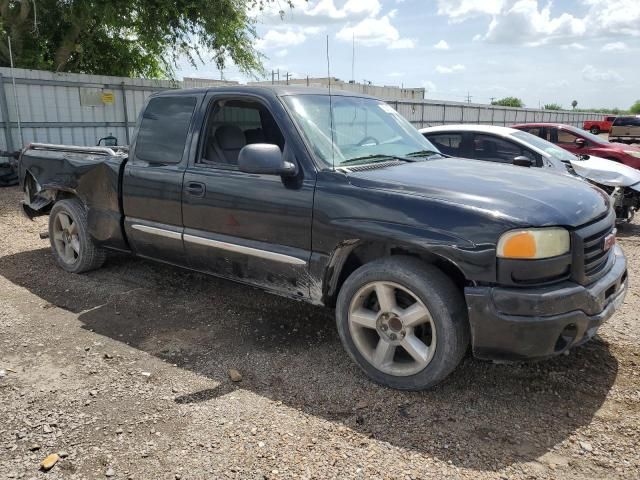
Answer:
[
  {"xmin": 49, "ymin": 199, "xmax": 106, "ymax": 273},
  {"xmin": 335, "ymin": 256, "xmax": 469, "ymax": 390},
  {"xmin": 590, "ymin": 126, "xmax": 600, "ymax": 135}
]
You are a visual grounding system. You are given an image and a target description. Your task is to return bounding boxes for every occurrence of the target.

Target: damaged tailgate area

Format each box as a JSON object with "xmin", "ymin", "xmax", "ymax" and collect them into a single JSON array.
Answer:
[{"xmin": 20, "ymin": 143, "xmax": 129, "ymax": 249}]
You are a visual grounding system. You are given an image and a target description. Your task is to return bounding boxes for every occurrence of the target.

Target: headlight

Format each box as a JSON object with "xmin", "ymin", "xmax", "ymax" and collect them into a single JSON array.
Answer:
[
  {"xmin": 497, "ymin": 227, "xmax": 570, "ymax": 259},
  {"xmin": 624, "ymin": 150, "xmax": 640, "ymax": 158}
]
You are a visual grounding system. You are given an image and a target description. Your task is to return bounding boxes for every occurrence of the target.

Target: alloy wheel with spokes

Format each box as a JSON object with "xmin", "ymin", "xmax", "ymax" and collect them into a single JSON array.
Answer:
[
  {"xmin": 349, "ymin": 281, "xmax": 437, "ymax": 376},
  {"xmin": 52, "ymin": 211, "xmax": 81, "ymax": 264}
]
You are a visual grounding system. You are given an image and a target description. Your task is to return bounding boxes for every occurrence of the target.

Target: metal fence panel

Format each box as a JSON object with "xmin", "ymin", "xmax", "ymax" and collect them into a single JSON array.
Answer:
[{"xmin": 0, "ymin": 67, "xmax": 610, "ymax": 151}]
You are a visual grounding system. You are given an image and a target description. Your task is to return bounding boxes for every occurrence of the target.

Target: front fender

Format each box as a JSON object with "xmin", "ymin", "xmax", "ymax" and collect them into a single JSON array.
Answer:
[{"xmin": 311, "ymin": 219, "xmax": 498, "ymax": 305}]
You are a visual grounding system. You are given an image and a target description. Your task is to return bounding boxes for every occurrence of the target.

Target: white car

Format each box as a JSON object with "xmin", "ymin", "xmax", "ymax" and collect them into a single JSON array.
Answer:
[{"xmin": 420, "ymin": 124, "xmax": 640, "ymax": 223}]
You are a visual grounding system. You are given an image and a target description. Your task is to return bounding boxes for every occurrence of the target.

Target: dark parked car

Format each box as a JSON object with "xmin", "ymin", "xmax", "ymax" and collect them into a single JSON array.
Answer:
[
  {"xmin": 18, "ymin": 87, "xmax": 628, "ymax": 390},
  {"xmin": 512, "ymin": 123, "xmax": 640, "ymax": 169}
]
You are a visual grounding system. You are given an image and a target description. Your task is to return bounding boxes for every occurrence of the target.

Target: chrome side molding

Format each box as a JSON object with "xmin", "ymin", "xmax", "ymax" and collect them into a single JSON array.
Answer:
[
  {"xmin": 131, "ymin": 224, "xmax": 182, "ymax": 240},
  {"xmin": 183, "ymin": 234, "xmax": 307, "ymax": 265},
  {"xmin": 130, "ymin": 223, "xmax": 306, "ymax": 266}
]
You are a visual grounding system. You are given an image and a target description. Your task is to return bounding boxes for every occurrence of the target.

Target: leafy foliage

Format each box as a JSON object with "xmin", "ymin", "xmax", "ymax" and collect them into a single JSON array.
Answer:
[
  {"xmin": 571, "ymin": 100, "xmax": 578, "ymax": 110},
  {"xmin": 543, "ymin": 103, "xmax": 563, "ymax": 110},
  {"xmin": 630, "ymin": 101, "xmax": 640, "ymax": 115},
  {"xmin": 0, "ymin": 0, "xmax": 286, "ymax": 78},
  {"xmin": 491, "ymin": 97, "xmax": 524, "ymax": 108}
]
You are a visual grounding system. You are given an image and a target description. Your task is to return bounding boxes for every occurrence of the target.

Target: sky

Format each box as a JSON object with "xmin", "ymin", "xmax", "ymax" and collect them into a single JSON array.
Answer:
[{"xmin": 176, "ymin": 0, "xmax": 640, "ymax": 109}]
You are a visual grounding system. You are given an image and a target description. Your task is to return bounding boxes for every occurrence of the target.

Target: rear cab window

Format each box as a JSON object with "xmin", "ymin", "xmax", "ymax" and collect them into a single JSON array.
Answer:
[
  {"xmin": 612, "ymin": 116, "xmax": 640, "ymax": 127},
  {"xmin": 135, "ymin": 96, "xmax": 197, "ymax": 164}
]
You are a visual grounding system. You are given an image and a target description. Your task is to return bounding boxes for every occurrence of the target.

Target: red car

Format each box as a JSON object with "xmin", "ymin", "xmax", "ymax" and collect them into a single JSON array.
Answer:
[
  {"xmin": 583, "ymin": 115, "xmax": 616, "ymax": 134},
  {"xmin": 512, "ymin": 123, "xmax": 640, "ymax": 170}
]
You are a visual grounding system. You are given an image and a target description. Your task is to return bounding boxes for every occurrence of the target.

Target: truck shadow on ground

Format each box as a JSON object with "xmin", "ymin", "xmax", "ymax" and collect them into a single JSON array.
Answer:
[{"xmin": 0, "ymin": 248, "xmax": 619, "ymax": 471}]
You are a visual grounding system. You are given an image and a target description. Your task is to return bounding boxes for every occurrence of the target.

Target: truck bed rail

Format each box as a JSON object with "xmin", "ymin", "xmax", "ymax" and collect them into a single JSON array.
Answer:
[{"xmin": 25, "ymin": 143, "xmax": 129, "ymax": 157}]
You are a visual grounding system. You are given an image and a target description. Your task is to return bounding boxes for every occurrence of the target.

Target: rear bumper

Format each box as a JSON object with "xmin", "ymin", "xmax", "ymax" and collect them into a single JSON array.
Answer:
[{"xmin": 465, "ymin": 245, "xmax": 627, "ymax": 361}]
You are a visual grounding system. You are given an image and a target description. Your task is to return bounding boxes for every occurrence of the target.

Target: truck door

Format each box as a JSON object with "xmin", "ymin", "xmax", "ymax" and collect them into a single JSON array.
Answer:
[
  {"xmin": 122, "ymin": 93, "xmax": 201, "ymax": 265},
  {"xmin": 181, "ymin": 93, "xmax": 316, "ymax": 299}
]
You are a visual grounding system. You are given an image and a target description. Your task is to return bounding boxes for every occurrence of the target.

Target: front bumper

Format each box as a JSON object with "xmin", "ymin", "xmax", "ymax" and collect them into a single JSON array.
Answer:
[{"xmin": 465, "ymin": 245, "xmax": 627, "ymax": 361}]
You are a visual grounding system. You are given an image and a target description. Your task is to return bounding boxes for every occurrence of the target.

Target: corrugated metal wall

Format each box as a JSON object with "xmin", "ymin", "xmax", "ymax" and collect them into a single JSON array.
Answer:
[
  {"xmin": 389, "ymin": 99, "xmax": 598, "ymax": 130},
  {"xmin": 0, "ymin": 67, "xmax": 177, "ymax": 151},
  {"xmin": 0, "ymin": 67, "xmax": 607, "ymax": 151}
]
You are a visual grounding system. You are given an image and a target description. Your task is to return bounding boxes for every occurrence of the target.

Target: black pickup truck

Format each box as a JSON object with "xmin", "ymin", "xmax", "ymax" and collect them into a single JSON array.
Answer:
[{"xmin": 18, "ymin": 86, "xmax": 628, "ymax": 390}]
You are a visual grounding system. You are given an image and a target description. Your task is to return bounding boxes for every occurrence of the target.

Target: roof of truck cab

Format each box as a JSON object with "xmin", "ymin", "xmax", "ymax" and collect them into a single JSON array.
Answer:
[{"xmin": 152, "ymin": 85, "xmax": 377, "ymax": 99}]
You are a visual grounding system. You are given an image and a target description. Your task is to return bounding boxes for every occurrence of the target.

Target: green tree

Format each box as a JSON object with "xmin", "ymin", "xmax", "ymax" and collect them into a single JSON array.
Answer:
[
  {"xmin": 571, "ymin": 100, "xmax": 578, "ymax": 110},
  {"xmin": 0, "ymin": 0, "xmax": 287, "ymax": 78},
  {"xmin": 491, "ymin": 97, "xmax": 524, "ymax": 108},
  {"xmin": 630, "ymin": 100, "xmax": 640, "ymax": 114},
  {"xmin": 544, "ymin": 103, "xmax": 563, "ymax": 110}
]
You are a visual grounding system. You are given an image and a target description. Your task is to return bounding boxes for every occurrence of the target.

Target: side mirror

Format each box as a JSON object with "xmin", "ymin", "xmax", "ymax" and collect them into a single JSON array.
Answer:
[
  {"xmin": 238, "ymin": 144, "xmax": 296, "ymax": 176},
  {"xmin": 575, "ymin": 138, "xmax": 586, "ymax": 148},
  {"xmin": 513, "ymin": 156, "xmax": 533, "ymax": 167}
]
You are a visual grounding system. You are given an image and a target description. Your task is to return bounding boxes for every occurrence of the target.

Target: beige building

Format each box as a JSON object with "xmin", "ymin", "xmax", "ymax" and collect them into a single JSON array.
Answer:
[{"xmin": 249, "ymin": 77, "xmax": 425, "ymax": 100}]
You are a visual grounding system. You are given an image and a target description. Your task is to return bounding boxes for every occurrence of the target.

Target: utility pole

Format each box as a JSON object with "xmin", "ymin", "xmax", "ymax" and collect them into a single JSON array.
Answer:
[
  {"xmin": 271, "ymin": 70, "xmax": 275, "ymax": 85},
  {"xmin": 351, "ymin": 32, "xmax": 355, "ymax": 83},
  {"xmin": 466, "ymin": 92, "xmax": 472, "ymax": 103},
  {"xmin": 277, "ymin": 69, "xmax": 280, "ymax": 82},
  {"xmin": 285, "ymin": 72, "xmax": 291, "ymax": 85},
  {"xmin": 490, "ymin": 97, "xmax": 495, "ymax": 104}
]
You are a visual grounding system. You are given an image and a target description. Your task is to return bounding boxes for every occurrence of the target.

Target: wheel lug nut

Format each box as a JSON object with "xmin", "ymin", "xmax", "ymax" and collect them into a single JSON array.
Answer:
[
  {"xmin": 389, "ymin": 333, "xmax": 396, "ymax": 340},
  {"xmin": 381, "ymin": 325, "xmax": 388, "ymax": 331}
]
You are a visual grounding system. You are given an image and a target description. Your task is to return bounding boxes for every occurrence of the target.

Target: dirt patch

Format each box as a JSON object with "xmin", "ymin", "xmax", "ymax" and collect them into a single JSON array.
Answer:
[{"xmin": 1, "ymin": 186, "xmax": 639, "ymax": 479}]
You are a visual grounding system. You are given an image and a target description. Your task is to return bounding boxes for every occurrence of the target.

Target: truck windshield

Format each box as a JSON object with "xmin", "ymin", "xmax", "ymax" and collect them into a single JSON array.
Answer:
[{"xmin": 283, "ymin": 94, "xmax": 440, "ymax": 167}]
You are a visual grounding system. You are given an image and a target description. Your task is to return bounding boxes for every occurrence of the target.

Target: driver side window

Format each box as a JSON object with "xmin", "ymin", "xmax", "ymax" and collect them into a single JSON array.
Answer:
[{"xmin": 200, "ymin": 98, "xmax": 285, "ymax": 168}]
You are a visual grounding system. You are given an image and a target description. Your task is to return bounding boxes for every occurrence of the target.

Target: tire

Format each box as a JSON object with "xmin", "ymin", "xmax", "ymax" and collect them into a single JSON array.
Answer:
[
  {"xmin": 0, "ymin": 164, "xmax": 18, "ymax": 187},
  {"xmin": 48, "ymin": 198, "xmax": 106, "ymax": 273},
  {"xmin": 335, "ymin": 256, "xmax": 469, "ymax": 390},
  {"xmin": 590, "ymin": 126, "xmax": 600, "ymax": 135}
]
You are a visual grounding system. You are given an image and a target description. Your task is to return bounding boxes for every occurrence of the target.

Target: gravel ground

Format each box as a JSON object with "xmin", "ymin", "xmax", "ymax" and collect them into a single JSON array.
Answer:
[{"xmin": 0, "ymin": 185, "xmax": 639, "ymax": 480}]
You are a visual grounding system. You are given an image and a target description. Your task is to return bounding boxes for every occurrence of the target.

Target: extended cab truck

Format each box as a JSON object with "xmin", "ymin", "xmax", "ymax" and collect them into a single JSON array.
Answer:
[{"xmin": 19, "ymin": 87, "xmax": 628, "ymax": 390}]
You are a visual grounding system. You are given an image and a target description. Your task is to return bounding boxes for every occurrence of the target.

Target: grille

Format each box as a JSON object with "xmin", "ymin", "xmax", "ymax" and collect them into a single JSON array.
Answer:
[
  {"xmin": 583, "ymin": 226, "xmax": 613, "ymax": 276},
  {"xmin": 572, "ymin": 210, "xmax": 615, "ymax": 284}
]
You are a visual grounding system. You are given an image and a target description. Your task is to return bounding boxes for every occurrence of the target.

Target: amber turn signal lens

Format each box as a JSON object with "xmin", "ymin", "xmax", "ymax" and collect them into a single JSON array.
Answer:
[
  {"xmin": 501, "ymin": 232, "xmax": 536, "ymax": 258},
  {"xmin": 497, "ymin": 228, "xmax": 570, "ymax": 259}
]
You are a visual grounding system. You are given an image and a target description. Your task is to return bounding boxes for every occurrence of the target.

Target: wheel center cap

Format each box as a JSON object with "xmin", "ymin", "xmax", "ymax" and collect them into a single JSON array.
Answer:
[{"xmin": 388, "ymin": 316, "xmax": 403, "ymax": 332}]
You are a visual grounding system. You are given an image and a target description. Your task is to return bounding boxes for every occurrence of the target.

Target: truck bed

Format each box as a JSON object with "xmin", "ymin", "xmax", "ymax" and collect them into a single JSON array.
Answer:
[{"xmin": 19, "ymin": 143, "xmax": 130, "ymax": 251}]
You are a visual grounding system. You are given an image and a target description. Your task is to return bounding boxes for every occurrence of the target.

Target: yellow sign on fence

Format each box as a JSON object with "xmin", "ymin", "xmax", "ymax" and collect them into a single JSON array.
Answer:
[{"xmin": 101, "ymin": 92, "xmax": 115, "ymax": 105}]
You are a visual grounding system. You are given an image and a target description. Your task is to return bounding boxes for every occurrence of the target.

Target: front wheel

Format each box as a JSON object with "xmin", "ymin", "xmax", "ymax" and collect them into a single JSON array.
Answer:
[
  {"xmin": 335, "ymin": 256, "xmax": 469, "ymax": 390},
  {"xmin": 49, "ymin": 198, "xmax": 106, "ymax": 273},
  {"xmin": 590, "ymin": 126, "xmax": 600, "ymax": 135}
]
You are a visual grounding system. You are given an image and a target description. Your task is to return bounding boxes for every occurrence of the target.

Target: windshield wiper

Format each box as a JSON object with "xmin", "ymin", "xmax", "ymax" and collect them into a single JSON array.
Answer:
[
  {"xmin": 340, "ymin": 154, "xmax": 415, "ymax": 166},
  {"xmin": 405, "ymin": 149, "xmax": 443, "ymax": 158}
]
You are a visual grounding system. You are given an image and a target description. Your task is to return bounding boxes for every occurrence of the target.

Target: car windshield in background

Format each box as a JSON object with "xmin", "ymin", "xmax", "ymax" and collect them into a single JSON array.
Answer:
[
  {"xmin": 283, "ymin": 94, "xmax": 440, "ymax": 167},
  {"xmin": 511, "ymin": 131, "xmax": 578, "ymax": 162}
]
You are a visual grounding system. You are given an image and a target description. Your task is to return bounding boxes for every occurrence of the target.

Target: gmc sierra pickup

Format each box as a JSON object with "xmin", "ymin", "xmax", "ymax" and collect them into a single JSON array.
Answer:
[{"xmin": 18, "ymin": 86, "xmax": 628, "ymax": 390}]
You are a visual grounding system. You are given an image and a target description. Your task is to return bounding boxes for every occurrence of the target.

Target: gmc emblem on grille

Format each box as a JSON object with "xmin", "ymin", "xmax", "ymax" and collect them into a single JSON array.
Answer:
[{"xmin": 603, "ymin": 232, "xmax": 616, "ymax": 251}]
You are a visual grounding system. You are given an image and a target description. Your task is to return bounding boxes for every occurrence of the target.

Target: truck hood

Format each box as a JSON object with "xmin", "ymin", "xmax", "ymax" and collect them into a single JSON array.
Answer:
[
  {"xmin": 346, "ymin": 158, "xmax": 609, "ymax": 228},
  {"xmin": 570, "ymin": 155, "xmax": 640, "ymax": 189}
]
